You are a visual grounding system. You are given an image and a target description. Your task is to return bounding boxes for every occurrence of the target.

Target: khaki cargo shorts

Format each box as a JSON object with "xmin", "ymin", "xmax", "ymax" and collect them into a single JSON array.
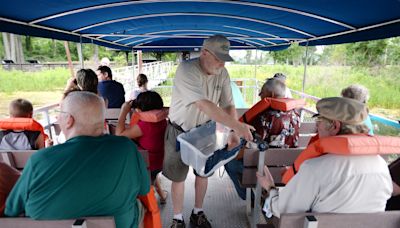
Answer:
[
  {"xmin": 162, "ymin": 123, "xmax": 189, "ymax": 182},
  {"xmin": 162, "ymin": 123, "xmax": 214, "ymax": 182}
]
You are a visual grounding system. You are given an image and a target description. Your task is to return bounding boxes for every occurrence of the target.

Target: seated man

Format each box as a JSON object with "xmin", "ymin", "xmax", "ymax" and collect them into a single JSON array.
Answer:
[
  {"xmin": 258, "ymin": 97, "xmax": 392, "ymax": 218},
  {"xmin": 0, "ymin": 99, "xmax": 45, "ymax": 150},
  {"xmin": 225, "ymin": 78, "xmax": 301, "ymax": 200},
  {"xmin": 96, "ymin": 65, "xmax": 125, "ymax": 108},
  {"xmin": 5, "ymin": 91, "xmax": 150, "ymax": 228}
]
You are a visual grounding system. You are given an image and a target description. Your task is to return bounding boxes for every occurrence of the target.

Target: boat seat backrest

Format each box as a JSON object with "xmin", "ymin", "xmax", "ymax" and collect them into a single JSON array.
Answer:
[
  {"xmin": 0, "ymin": 150, "xmax": 36, "ymax": 169},
  {"xmin": 272, "ymin": 212, "xmax": 400, "ymax": 228},
  {"xmin": 0, "ymin": 217, "xmax": 116, "ymax": 228}
]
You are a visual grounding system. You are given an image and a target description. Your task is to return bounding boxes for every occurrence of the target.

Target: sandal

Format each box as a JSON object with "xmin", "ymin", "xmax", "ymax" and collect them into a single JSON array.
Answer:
[{"xmin": 160, "ymin": 190, "xmax": 168, "ymax": 205}]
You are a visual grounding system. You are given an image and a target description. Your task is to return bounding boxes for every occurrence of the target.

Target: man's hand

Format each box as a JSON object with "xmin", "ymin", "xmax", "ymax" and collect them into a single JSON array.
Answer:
[
  {"xmin": 257, "ymin": 165, "xmax": 275, "ymax": 191},
  {"xmin": 227, "ymin": 131, "xmax": 240, "ymax": 150},
  {"xmin": 233, "ymin": 122, "xmax": 255, "ymax": 142}
]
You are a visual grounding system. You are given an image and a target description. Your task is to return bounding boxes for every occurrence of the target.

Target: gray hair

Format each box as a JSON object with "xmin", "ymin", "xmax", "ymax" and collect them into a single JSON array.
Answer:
[
  {"xmin": 62, "ymin": 91, "xmax": 105, "ymax": 132},
  {"xmin": 341, "ymin": 84, "xmax": 370, "ymax": 104},
  {"xmin": 273, "ymin": 73, "xmax": 287, "ymax": 82},
  {"xmin": 261, "ymin": 78, "xmax": 286, "ymax": 98},
  {"xmin": 339, "ymin": 123, "xmax": 370, "ymax": 135},
  {"xmin": 318, "ymin": 117, "xmax": 369, "ymax": 135}
]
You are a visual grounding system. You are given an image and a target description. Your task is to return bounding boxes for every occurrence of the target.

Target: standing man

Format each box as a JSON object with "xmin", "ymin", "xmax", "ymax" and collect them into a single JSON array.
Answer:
[
  {"xmin": 97, "ymin": 65, "xmax": 125, "ymax": 108},
  {"xmin": 163, "ymin": 35, "xmax": 254, "ymax": 228}
]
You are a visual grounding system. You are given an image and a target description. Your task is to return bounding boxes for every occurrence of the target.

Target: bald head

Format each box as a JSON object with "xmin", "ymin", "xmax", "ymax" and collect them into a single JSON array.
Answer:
[{"xmin": 61, "ymin": 91, "xmax": 105, "ymax": 137}]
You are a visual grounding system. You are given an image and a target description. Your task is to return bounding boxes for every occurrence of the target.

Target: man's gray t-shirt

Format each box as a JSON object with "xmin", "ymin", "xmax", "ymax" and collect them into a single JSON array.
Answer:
[{"xmin": 168, "ymin": 58, "xmax": 234, "ymax": 131}]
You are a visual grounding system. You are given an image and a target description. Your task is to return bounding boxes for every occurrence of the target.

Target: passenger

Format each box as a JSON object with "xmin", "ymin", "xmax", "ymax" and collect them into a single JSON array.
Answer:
[
  {"xmin": 5, "ymin": 91, "xmax": 150, "ymax": 228},
  {"xmin": 116, "ymin": 91, "xmax": 168, "ymax": 204},
  {"xmin": 64, "ymin": 68, "xmax": 99, "ymax": 96},
  {"xmin": 97, "ymin": 65, "xmax": 125, "ymax": 108},
  {"xmin": 273, "ymin": 73, "xmax": 292, "ymax": 98},
  {"xmin": 130, "ymin": 73, "xmax": 149, "ymax": 100},
  {"xmin": 164, "ymin": 34, "xmax": 254, "ymax": 228},
  {"xmin": 100, "ymin": 57, "xmax": 111, "ymax": 67},
  {"xmin": 0, "ymin": 99, "xmax": 46, "ymax": 150},
  {"xmin": 257, "ymin": 97, "xmax": 392, "ymax": 218},
  {"xmin": 60, "ymin": 69, "xmax": 102, "ymax": 143},
  {"xmin": 225, "ymin": 78, "xmax": 301, "ymax": 200},
  {"xmin": 341, "ymin": 84, "xmax": 374, "ymax": 135}
]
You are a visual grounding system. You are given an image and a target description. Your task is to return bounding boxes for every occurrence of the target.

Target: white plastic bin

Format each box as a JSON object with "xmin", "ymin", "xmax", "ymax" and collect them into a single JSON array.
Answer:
[{"xmin": 177, "ymin": 121, "xmax": 233, "ymax": 176}]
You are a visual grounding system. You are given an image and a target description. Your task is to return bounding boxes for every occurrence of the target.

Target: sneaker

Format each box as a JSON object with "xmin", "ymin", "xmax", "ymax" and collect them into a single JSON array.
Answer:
[
  {"xmin": 190, "ymin": 210, "xmax": 212, "ymax": 228},
  {"xmin": 170, "ymin": 219, "xmax": 185, "ymax": 228}
]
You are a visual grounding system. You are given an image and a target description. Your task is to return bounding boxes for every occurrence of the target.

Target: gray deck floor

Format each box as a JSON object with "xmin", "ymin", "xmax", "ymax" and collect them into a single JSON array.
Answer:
[{"xmin": 157, "ymin": 167, "xmax": 249, "ymax": 228}]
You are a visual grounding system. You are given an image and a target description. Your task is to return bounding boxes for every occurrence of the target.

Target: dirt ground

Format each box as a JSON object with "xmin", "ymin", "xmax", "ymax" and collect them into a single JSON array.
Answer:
[{"xmin": 0, "ymin": 91, "xmax": 63, "ymax": 118}]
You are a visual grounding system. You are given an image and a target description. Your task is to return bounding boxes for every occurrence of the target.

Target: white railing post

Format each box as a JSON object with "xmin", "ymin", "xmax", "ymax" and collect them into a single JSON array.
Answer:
[{"xmin": 33, "ymin": 103, "xmax": 59, "ymax": 139}]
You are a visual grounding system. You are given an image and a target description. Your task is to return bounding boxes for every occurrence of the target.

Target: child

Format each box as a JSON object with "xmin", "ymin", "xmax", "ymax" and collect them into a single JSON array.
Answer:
[
  {"xmin": 116, "ymin": 91, "xmax": 168, "ymax": 204},
  {"xmin": 0, "ymin": 99, "xmax": 47, "ymax": 150}
]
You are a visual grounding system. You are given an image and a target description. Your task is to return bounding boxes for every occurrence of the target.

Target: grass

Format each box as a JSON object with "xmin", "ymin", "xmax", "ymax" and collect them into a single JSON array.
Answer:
[
  {"xmin": 0, "ymin": 65, "xmax": 399, "ymax": 120},
  {"xmin": 0, "ymin": 91, "xmax": 64, "ymax": 119},
  {"xmin": 227, "ymin": 64, "xmax": 400, "ymax": 112},
  {"xmin": 0, "ymin": 68, "xmax": 70, "ymax": 93}
]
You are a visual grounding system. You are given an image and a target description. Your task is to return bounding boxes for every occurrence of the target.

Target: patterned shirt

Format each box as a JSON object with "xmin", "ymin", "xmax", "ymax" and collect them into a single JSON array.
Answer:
[{"xmin": 251, "ymin": 108, "xmax": 301, "ymax": 148}]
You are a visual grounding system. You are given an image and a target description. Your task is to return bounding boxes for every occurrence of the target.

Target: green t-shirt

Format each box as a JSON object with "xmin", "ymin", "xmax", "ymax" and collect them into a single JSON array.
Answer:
[{"xmin": 5, "ymin": 135, "xmax": 150, "ymax": 228}]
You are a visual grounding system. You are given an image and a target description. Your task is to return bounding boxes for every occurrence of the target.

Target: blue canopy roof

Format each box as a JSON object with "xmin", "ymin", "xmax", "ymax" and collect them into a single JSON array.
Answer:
[{"xmin": 1, "ymin": 0, "xmax": 399, "ymax": 51}]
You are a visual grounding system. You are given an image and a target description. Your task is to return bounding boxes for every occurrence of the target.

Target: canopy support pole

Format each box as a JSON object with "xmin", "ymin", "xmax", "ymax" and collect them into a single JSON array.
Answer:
[
  {"xmin": 64, "ymin": 41, "xmax": 74, "ymax": 78},
  {"xmin": 254, "ymin": 49, "xmax": 258, "ymax": 105},
  {"xmin": 302, "ymin": 41, "xmax": 309, "ymax": 95},
  {"xmin": 132, "ymin": 48, "xmax": 135, "ymax": 73},
  {"xmin": 78, "ymin": 35, "xmax": 84, "ymax": 68},
  {"xmin": 137, "ymin": 50, "xmax": 143, "ymax": 73}
]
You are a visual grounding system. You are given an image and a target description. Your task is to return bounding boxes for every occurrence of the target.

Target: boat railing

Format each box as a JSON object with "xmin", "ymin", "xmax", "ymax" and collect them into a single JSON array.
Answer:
[{"xmin": 32, "ymin": 78, "xmax": 399, "ymax": 140}]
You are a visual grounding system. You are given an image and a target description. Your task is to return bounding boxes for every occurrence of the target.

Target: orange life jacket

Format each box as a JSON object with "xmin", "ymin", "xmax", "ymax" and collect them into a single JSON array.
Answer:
[
  {"xmin": 282, "ymin": 134, "xmax": 400, "ymax": 184},
  {"xmin": 235, "ymin": 98, "xmax": 304, "ymax": 159},
  {"xmin": 0, "ymin": 118, "xmax": 48, "ymax": 140},
  {"xmin": 130, "ymin": 108, "xmax": 169, "ymax": 126},
  {"xmin": 138, "ymin": 186, "xmax": 162, "ymax": 228},
  {"xmin": 239, "ymin": 98, "xmax": 305, "ymax": 123}
]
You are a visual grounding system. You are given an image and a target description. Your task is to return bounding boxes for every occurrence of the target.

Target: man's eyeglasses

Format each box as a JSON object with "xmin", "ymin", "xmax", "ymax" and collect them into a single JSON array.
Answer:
[
  {"xmin": 205, "ymin": 49, "xmax": 224, "ymax": 63},
  {"xmin": 54, "ymin": 109, "xmax": 69, "ymax": 115}
]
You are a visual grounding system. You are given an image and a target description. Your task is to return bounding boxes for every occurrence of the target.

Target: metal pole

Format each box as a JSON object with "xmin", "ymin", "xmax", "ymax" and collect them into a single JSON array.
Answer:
[
  {"xmin": 252, "ymin": 140, "xmax": 268, "ymax": 228},
  {"xmin": 254, "ymin": 49, "xmax": 258, "ymax": 105},
  {"xmin": 64, "ymin": 41, "xmax": 74, "ymax": 77},
  {"xmin": 302, "ymin": 42, "xmax": 309, "ymax": 94},
  {"xmin": 137, "ymin": 50, "xmax": 143, "ymax": 73},
  {"xmin": 78, "ymin": 36, "xmax": 84, "ymax": 69},
  {"xmin": 132, "ymin": 48, "xmax": 136, "ymax": 92},
  {"xmin": 132, "ymin": 49, "xmax": 136, "ymax": 72}
]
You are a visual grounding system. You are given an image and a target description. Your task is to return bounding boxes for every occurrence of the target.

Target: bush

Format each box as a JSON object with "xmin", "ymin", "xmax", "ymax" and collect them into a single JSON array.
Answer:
[{"xmin": 226, "ymin": 65, "xmax": 400, "ymax": 110}]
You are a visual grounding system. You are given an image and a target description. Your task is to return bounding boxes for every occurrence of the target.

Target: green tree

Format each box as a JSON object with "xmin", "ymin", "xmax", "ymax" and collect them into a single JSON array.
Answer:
[
  {"xmin": 271, "ymin": 43, "xmax": 316, "ymax": 66},
  {"xmin": 344, "ymin": 39, "xmax": 388, "ymax": 66},
  {"xmin": 320, "ymin": 45, "xmax": 347, "ymax": 66},
  {"xmin": 386, "ymin": 37, "xmax": 400, "ymax": 65},
  {"xmin": 0, "ymin": 35, "xmax": 4, "ymax": 59}
]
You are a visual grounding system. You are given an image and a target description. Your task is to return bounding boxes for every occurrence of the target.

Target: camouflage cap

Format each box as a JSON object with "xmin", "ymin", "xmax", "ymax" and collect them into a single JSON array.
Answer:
[
  {"xmin": 314, "ymin": 97, "xmax": 368, "ymax": 125},
  {"xmin": 202, "ymin": 35, "xmax": 234, "ymax": 62}
]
